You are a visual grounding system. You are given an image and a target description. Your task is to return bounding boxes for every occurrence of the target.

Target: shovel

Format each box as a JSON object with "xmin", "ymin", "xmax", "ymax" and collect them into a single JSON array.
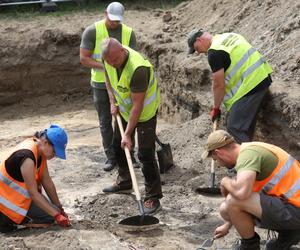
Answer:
[
  {"xmin": 195, "ymin": 120, "xmax": 221, "ymax": 196},
  {"xmin": 197, "ymin": 237, "xmax": 215, "ymax": 249},
  {"xmin": 116, "ymin": 114, "xmax": 159, "ymax": 230}
]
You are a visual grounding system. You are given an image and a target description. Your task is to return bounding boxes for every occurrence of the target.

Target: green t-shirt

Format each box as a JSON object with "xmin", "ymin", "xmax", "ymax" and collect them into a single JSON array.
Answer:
[{"xmin": 235, "ymin": 145, "xmax": 278, "ymax": 181}]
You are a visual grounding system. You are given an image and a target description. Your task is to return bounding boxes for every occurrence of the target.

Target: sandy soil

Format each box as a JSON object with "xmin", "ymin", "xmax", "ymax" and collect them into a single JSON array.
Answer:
[{"xmin": 0, "ymin": 0, "xmax": 300, "ymax": 249}]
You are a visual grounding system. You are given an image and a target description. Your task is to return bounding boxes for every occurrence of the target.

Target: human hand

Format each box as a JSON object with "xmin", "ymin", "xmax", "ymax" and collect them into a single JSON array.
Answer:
[
  {"xmin": 214, "ymin": 222, "xmax": 231, "ymax": 239},
  {"xmin": 210, "ymin": 107, "xmax": 221, "ymax": 122},
  {"xmin": 121, "ymin": 134, "xmax": 132, "ymax": 151},
  {"xmin": 110, "ymin": 103, "xmax": 119, "ymax": 116},
  {"xmin": 54, "ymin": 213, "xmax": 71, "ymax": 227},
  {"xmin": 59, "ymin": 206, "xmax": 68, "ymax": 219}
]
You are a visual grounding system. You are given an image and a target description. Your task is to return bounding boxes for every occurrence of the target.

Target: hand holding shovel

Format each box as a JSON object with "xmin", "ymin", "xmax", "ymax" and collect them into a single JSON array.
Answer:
[
  {"xmin": 116, "ymin": 114, "xmax": 159, "ymax": 230},
  {"xmin": 195, "ymin": 120, "xmax": 221, "ymax": 196}
]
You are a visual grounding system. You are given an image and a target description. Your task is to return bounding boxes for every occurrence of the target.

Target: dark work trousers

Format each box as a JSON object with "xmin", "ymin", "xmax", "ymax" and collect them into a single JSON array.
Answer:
[
  {"xmin": 113, "ymin": 114, "xmax": 163, "ymax": 201},
  {"xmin": 0, "ymin": 201, "xmax": 54, "ymax": 232},
  {"xmin": 93, "ymin": 87, "xmax": 136, "ymax": 162},
  {"xmin": 24, "ymin": 201, "xmax": 55, "ymax": 224},
  {"xmin": 226, "ymin": 86, "xmax": 269, "ymax": 143},
  {"xmin": 92, "ymin": 87, "xmax": 115, "ymax": 162}
]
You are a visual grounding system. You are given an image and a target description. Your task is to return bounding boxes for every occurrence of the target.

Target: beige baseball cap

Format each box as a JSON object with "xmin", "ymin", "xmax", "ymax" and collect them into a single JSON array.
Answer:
[{"xmin": 201, "ymin": 130, "xmax": 235, "ymax": 159}]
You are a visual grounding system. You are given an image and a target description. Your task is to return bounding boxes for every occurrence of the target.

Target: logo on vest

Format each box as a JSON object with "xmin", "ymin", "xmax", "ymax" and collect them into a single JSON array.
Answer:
[{"xmin": 117, "ymin": 85, "xmax": 129, "ymax": 93}]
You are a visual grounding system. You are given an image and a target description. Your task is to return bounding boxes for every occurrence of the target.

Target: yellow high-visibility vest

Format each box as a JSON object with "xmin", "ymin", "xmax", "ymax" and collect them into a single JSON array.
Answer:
[
  {"xmin": 91, "ymin": 20, "xmax": 132, "ymax": 83},
  {"xmin": 104, "ymin": 47, "xmax": 160, "ymax": 122},
  {"xmin": 209, "ymin": 33, "xmax": 272, "ymax": 111}
]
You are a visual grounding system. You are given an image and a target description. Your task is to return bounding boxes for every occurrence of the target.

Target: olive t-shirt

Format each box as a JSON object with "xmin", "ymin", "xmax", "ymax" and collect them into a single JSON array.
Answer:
[
  {"xmin": 235, "ymin": 145, "xmax": 278, "ymax": 181},
  {"xmin": 80, "ymin": 23, "xmax": 137, "ymax": 89}
]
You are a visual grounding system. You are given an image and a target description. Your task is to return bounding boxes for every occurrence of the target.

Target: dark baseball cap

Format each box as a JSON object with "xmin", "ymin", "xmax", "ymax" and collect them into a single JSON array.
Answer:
[{"xmin": 187, "ymin": 29, "xmax": 204, "ymax": 54}]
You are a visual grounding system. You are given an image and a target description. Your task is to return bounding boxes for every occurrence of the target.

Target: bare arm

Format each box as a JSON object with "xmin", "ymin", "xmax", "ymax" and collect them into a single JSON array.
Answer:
[
  {"xmin": 79, "ymin": 48, "xmax": 104, "ymax": 71},
  {"xmin": 21, "ymin": 159, "xmax": 59, "ymax": 217},
  {"xmin": 41, "ymin": 164, "xmax": 61, "ymax": 208},
  {"xmin": 212, "ymin": 68, "xmax": 225, "ymax": 109},
  {"xmin": 220, "ymin": 170, "xmax": 256, "ymax": 200}
]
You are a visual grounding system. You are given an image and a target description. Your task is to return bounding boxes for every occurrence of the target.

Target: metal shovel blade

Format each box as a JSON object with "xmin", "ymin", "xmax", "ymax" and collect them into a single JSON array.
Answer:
[
  {"xmin": 118, "ymin": 215, "xmax": 159, "ymax": 231},
  {"xmin": 196, "ymin": 238, "xmax": 215, "ymax": 249},
  {"xmin": 195, "ymin": 187, "xmax": 222, "ymax": 196}
]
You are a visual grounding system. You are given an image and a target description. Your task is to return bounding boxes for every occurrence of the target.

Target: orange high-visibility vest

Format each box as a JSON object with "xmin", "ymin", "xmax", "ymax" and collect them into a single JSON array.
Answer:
[
  {"xmin": 241, "ymin": 142, "xmax": 300, "ymax": 207},
  {"xmin": 0, "ymin": 138, "xmax": 46, "ymax": 224}
]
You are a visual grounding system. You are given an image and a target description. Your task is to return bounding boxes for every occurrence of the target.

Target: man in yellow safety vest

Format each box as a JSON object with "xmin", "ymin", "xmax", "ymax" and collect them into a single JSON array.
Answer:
[
  {"xmin": 101, "ymin": 38, "xmax": 162, "ymax": 215},
  {"xmin": 187, "ymin": 29, "xmax": 272, "ymax": 143},
  {"xmin": 80, "ymin": 2, "xmax": 138, "ymax": 171}
]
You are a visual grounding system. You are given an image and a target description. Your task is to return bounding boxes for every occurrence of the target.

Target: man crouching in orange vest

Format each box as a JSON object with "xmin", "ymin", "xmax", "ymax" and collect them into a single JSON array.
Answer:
[
  {"xmin": 0, "ymin": 124, "xmax": 71, "ymax": 232},
  {"xmin": 202, "ymin": 130, "xmax": 300, "ymax": 250}
]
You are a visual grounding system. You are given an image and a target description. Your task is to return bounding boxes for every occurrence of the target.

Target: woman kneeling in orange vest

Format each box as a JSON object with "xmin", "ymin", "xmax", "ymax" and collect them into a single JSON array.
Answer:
[{"xmin": 0, "ymin": 124, "xmax": 71, "ymax": 232}]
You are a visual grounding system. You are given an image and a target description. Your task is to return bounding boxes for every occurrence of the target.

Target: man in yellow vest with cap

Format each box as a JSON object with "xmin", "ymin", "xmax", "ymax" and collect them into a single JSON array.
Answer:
[
  {"xmin": 187, "ymin": 30, "xmax": 273, "ymax": 144},
  {"xmin": 80, "ymin": 2, "xmax": 138, "ymax": 172},
  {"xmin": 101, "ymin": 38, "xmax": 162, "ymax": 215},
  {"xmin": 202, "ymin": 130, "xmax": 300, "ymax": 250}
]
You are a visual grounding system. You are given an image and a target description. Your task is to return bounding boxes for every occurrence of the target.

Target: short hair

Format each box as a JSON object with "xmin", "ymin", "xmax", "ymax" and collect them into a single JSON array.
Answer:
[{"xmin": 101, "ymin": 38, "xmax": 111, "ymax": 59}]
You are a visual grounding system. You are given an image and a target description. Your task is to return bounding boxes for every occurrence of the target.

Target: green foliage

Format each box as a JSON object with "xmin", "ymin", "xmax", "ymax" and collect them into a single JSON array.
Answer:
[{"xmin": 0, "ymin": 0, "xmax": 187, "ymax": 19}]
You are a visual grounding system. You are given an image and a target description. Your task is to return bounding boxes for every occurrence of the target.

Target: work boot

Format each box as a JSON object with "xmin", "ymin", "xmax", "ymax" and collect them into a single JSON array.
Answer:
[
  {"xmin": 103, "ymin": 159, "xmax": 117, "ymax": 172},
  {"xmin": 102, "ymin": 183, "xmax": 132, "ymax": 194},
  {"xmin": 266, "ymin": 229, "xmax": 300, "ymax": 250},
  {"xmin": 143, "ymin": 198, "xmax": 162, "ymax": 215},
  {"xmin": 233, "ymin": 232, "xmax": 260, "ymax": 250}
]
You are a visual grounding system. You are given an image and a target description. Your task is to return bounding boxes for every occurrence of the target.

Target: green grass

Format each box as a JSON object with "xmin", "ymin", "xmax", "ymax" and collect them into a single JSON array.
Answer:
[{"xmin": 0, "ymin": 0, "xmax": 187, "ymax": 19}]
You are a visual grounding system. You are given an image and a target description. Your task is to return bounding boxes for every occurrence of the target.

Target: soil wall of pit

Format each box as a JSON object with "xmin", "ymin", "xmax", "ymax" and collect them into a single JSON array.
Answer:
[{"xmin": 0, "ymin": 0, "xmax": 299, "ymax": 158}]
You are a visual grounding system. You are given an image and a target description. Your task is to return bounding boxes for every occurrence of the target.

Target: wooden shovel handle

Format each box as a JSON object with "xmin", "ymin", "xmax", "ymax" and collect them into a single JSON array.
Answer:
[
  {"xmin": 210, "ymin": 120, "xmax": 218, "ymax": 174},
  {"xmin": 116, "ymin": 114, "xmax": 142, "ymax": 201}
]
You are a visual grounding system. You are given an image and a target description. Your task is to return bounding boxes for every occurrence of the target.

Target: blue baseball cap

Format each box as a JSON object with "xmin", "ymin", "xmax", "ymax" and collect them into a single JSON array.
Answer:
[{"xmin": 46, "ymin": 124, "xmax": 68, "ymax": 160}]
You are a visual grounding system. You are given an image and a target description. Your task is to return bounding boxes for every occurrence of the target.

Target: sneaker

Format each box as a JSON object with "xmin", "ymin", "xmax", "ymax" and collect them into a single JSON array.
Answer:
[
  {"xmin": 266, "ymin": 229, "xmax": 300, "ymax": 250},
  {"xmin": 103, "ymin": 159, "xmax": 117, "ymax": 172},
  {"xmin": 143, "ymin": 198, "xmax": 162, "ymax": 215},
  {"xmin": 102, "ymin": 183, "xmax": 132, "ymax": 194},
  {"xmin": 233, "ymin": 232, "xmax": 260, "ymax": 250}
]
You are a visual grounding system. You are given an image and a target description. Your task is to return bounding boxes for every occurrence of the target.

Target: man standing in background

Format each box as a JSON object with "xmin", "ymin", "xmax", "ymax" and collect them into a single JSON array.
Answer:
[{"xmin": 80, "ymin": 2, "xmax": 138, "ymax": 171}]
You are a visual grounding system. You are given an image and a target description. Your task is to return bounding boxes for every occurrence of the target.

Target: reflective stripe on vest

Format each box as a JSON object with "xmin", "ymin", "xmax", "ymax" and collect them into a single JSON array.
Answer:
[
  {"xmin": 0, "ymin": 172, "xmax": 30, "ymax": 198},
  {"xmin": 0, "ymin": 138, "xmax": 47, "ymax": 224},
  {"xmin": 241, "ymin": 142, "xmax": 300, "ymax": 207},
  {"xmin": 0, "ymin": 196, "xmax": 27, "ymax": 217},
  {"xmin": 262, "ymin": 155, "xmax": 295, "ymax": 193},
  {"xmin": 209, "ymin": 33, "xmax": 272, "ymax": 111},
  {"xmin": 223, "ymin": 57, "xmax": 266, "ymax": 102},
  {"xmin": 105, "ymin": 46, "xmax": 160, "ymax": 122},
  {"xmin": 91, "ymin": 21, "xmax": 132, "ymax": 83}
]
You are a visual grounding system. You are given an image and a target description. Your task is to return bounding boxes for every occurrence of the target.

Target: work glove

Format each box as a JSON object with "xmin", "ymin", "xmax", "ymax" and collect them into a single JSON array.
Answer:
[
  {"xmin": 58, "ymin": 205, "xmax": 68, "ymax": 219},
  {"xmin": 54, "ymin": 213, "xmax": 71, "ymax": 227},
  {"xmin": 210, "ymin": 107, "xmax": 221, "ymax": 122}
]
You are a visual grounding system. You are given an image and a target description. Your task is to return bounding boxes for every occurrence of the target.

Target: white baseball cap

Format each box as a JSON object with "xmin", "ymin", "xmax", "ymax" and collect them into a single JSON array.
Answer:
[{"xmin": 106, "ymin": 2, "xmax": 124, "ymax": 21}]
